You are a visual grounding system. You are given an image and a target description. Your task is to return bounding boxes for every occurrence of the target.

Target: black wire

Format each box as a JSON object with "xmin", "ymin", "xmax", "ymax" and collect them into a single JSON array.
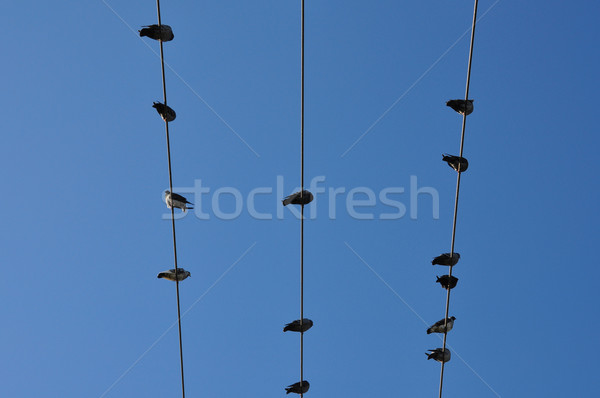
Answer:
[
  {"xmin": 438, "ymin": 1, "xmax": 479, "ymax": 397},
  {"xmin": 156, "ymin": 1, "xmax": 186, "ymax": 397},
  {"xmin": 300, "ymin": 1, "xmax": 305, "ymax": 396}
]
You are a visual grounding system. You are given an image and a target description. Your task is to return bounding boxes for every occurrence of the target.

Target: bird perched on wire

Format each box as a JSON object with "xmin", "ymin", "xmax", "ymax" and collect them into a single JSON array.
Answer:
[
  {"xmin": 427, "ymin": 316, "xmax": 456, "ymax": 334},
  {"xmin": 139, "ymin": 24, "xmax": 174, "ymax": 41},
  {"xmin": 432, "ymin": 253, "xmax": 460, "ymax": 266},
  {"xmin": 282, "ymin": 190, "xmax": 314, "ymax": 206},
  {"xmin": 426, "ymin": 348, "xmax": 451, "ymax": 363},
  {"xmin": 283, "ymin": 318, "xmax": 313, "ymax": 333},
  {"xmin": 442, "ymin": 154, "xmax": 469, "ymax": 172},
  {"xmin": 285, "ymin": 381, "xmax": 310, "ymax": 395},
  {"xmin": 436, "ymin": 275, "xmax": 459, "ymax": 289},
  {"xmin": 157, "ymin": 268, "xmax": 191, "ymax": 282},
  {"xmin": 446, "ymin": 99, "xmax": 474, "ymax": 116},
  {"xmin": 152, "ymin": 102, "xmax": 176, "ymax": 122},
  {"xmin": 164, "ymin": 191, "xmax": 194, "ymax": 212}
]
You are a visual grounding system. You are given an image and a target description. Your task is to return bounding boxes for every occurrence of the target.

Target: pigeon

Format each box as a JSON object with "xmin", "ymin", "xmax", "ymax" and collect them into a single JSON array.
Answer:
[
  {"xmin": 426, "ymin": 348, "xmax": 451, "ymax": 363},
  {"xmin": 442, "ymin": 154, "xmax": 469, "ymax": 172},
  {"xmin": 436, "ymin": 275, "xmax": 459, "ymax": 289},
  {"xmin": 282, "ymin": 190, "xmax": 314, "ymax": 206},
  {"xmin": 139, "ymin": 24, "xmax": 174, "ymax": 41},
  {"xmin": 432, "ymin": 253, "xmax": 460, "ymax": 266},
  {"xmin": 285, "ymin": 381, "xmax": 310, "ymax": 395},
  {"xmin": 283, "ymin": 318, "xmax": 313, "ymax": 333},
  {"xmin": 157, "ymin": 268, "xmax": 191, "ymax": 282},
  {"xmin": 427, "ymin": 316, "xmax": 456, "ymax": 334},
  {"xmin": 446, "ymin": 99, "xmax": 474, "ymax": 115},
  {"xmin": 164, "ymin": 191, "xmax": 194, "ymax": 212},
  {"xmin": 152, "ymin": 102, "xmax": 176, "ymax": 122}
]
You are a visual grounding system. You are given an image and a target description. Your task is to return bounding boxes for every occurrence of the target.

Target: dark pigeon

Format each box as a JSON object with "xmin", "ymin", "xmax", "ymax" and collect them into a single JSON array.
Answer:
[
  {"xmin": 153, "ymin": 102, "xmax": 176, "ymax": 122},
  {"xmin": 442, "ymin": 154, "xmax": 469, "ymax": 172},
  {"xmin": 426, "ymin": 348, "xmax": 451, "ymax": 363},
  {"xmin": 446, "ymin": 99, "xmax": 474, "ymax": 116},
  {"xmin": 282, "ymin": 190, "xmax": 314, "ymax": 206},
  {"xmin": 427, "ymin": 316, "xmax": 456, "ymax": 334},
  {"xmin": 436, "ymin": 275, "xmax": 458, "ymax": 289},
  {"xmin": 432, "ymin": 253, "xmax": 460, "ymax": 266},
  {"xmin": 157, "ymin": 268, "xmax": 191, "ymax": 282},
  {"xmin": 286, "ymin": 381, "xmax": 310, "ymax": 395},
  {"xmin": 139, "ymin": 24, "xmax": 174, "ymax": 41},
  {"xmin": 284, "ymin": 318, "xmax": 313, "ymax": 333},
  {"xmin": 164, "ymin": 190, "xmax": 194, "ymax": 212}
]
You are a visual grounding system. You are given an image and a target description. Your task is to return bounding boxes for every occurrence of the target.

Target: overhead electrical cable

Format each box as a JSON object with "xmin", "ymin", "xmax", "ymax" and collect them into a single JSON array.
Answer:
[
  {"xmin": 437, "ymin": 1, "xmax": 479, "ymax": 398},
  {"xmin": 300, "ymin": 0, "xmax": 305, "ymax": 395},
  {"xmin": 281, "ymin": 1, "xmax": 312, "ymax": 396},
  {"xmin": 151, "ymin": 1, "xmax": 186, "ymax": 397}
]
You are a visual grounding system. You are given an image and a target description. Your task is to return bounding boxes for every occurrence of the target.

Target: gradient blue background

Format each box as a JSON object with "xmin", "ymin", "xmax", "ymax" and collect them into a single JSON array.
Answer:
[{"xmin": 1, "ymin": 1, "xmax": 599, "ymax": 397}]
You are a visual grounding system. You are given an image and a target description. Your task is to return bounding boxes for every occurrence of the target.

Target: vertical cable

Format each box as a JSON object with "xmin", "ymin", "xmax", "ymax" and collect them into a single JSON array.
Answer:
[
  {"xmin": 156, "ymin": 1, "xmax": 186, "ymax": 397},
  {"xmin": 300, "ymin": 2, "xmax": 305, "ymax": 396},
  {"xmin": 300, "ymin": 0, "xmax": 304, "ymax": 398},
  {"xmin": 438, "ymin": 1, "xmax": 478, "ymax": 397}
]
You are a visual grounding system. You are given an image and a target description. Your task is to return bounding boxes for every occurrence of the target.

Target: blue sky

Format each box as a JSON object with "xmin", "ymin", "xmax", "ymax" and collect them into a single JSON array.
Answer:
[{"xmin": 2, "ymin": 0, "xmax": 599, "ymax": 397}]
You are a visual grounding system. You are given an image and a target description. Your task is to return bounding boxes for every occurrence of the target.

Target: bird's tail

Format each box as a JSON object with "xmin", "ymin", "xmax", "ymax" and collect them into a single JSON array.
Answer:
[
  {"xmin": 283, "ymin": 326, "xmax": 290, "ymax": 332},
  {"xmin": 427, "ymin": 329, "xmax": 432, "ymax": 334},
  {"xmin": 157, "ymin": 273, "xmax": 165, "ymax": 279},
  {"xmin": 285, "ymin": 388, "xmax": 292, "ymax": 394},
  {"xmin": 282, "ymin": 198, "xmax": 291, "ymax": 206}
]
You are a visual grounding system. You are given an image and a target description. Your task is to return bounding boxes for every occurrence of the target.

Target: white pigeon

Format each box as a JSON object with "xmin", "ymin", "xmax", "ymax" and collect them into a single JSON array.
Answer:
[
  {"xmin": 157, "ymin": 268, "xmax": 191, "ymax": 282},
  {"xmin": 427, "ymin": 316, "xmax": 456, "ymax": 334},
  {"xmin": 164, "ymin": 191, "xmax": 193, "ymax": 212}
]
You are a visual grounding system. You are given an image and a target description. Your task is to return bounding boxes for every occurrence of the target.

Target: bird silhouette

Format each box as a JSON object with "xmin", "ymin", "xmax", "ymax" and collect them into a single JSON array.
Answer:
[
  {"xmin": 283, "ymin": 318, "xmax": 313, "ymax": 333},
  {"xmin": 436, "ymin": 275, "xmax": 458, "ymax": 289},
  {"xmin": 286, "ymin": 381, "xmax": 310, "ymax": 395},
  {"xmin": 427, "ymin": 316, "xmax": 456, "ymax": 334},
  {"xmin": 139, "ymin": 24, "xmax": 174, "ymax": 41},
  {"xmin": 426, "ymin": 348, "xmax": 451, "ymax": 363},
  {"xmin": 164, "ymin": 191, "xmax": 194, "ymax": 212},
  {"xmin": 432, "ymin": 253, "xmax": 460, "ymax": 266},
  {"xmin": 157, "ymin": 268, "xmax": 191, "ymax": 282},
  {"xmin": 152, "ymin": 102, "xmax": 176, "ymax": 122},
  {"xmin": 442, "ymin": 154, "xmax": 469, "ymax": 172},
  {"xmin": 282, "ymin": 190, "xmax": 314, "ymax": 206},
  {"xmin": 446, "ymin": 99, "xmax": 474, "ymax": 115}
]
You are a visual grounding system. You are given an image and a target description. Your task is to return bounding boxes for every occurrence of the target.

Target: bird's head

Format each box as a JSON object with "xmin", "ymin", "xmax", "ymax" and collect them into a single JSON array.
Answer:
[{"xmin": 451, "ymin": 316, "xmax": 456, "ymax": 320}]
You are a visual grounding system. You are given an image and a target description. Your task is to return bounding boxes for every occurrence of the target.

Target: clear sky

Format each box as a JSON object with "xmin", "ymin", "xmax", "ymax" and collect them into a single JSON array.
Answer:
[{"xmin": 1, "ymin": 1, "xmax": 599, "ymax": 397}]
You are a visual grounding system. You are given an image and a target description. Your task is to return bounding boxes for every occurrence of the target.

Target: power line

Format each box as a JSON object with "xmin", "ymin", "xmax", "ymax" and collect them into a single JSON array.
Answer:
[
  {"xmin": 300, "ymin": 1, "xmax": 305, "ymax": 396},
  {"xmin": 438, "ymin": 1, "xmax": 479, "ymax": 397},
  {"xmin": 154, "ymin": 1, "xmax": 186, "ymax": 397}
]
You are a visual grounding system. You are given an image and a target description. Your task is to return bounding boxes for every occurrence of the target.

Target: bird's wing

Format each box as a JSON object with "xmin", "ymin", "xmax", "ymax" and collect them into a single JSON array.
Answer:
[{"xmin": 170, "ymin": 193, "xmax": 188, "ymax": 202}]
